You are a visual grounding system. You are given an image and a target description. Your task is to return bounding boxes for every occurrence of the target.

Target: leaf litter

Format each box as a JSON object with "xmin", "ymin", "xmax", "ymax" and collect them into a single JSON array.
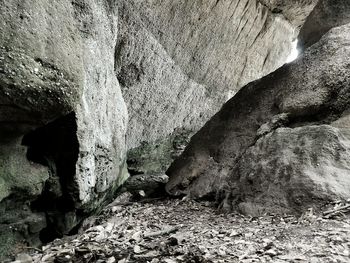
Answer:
[{"xmin": 9, "ymin": 196, "xmax": 350, "ymax": 263}]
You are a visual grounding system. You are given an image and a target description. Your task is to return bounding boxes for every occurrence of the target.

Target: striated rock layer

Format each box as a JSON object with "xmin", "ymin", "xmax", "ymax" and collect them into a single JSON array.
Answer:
[{"xmin": 166, "ymin": 22, "xmax": 350, "ymax": 215}]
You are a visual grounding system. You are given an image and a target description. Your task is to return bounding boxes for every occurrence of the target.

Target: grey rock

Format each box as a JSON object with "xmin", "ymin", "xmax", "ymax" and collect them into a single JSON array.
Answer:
[
  {"xmin": 122, "ymin": 174, "xmax": 169, "ymax": 197},
  {"xmin": 238, "ymin": 125, "xmax": 350, "ymax": 215},
  {"xmin": 0, "ymin": 1, "xmax": 83, "ymax": 129},
  {"xmin": 166, "ymin": 22, "xmax": 350, "ymax": 214},
  {"xmin": 119, "ymin": 0, "xmax": 296, "ymax": 93},
  {"xmin": 0, "ymin": 138, "xmax": 48, "ymax": 202},
  {"xmin": 116, "ymin": 0, "xmax": 308, "ymax": 175},
  {"xmin": 126, "ymin": 129, "xmax": 192, "ymax": 175},
  {"xmin": 73, "ymin": 0, "xmax": 128, "ymax": 212},
  {"xmin": 0, "ymin": 0, "xmax": 128, "ymax": 257},
  {"xmin": 298, "ymin": 0, "xmax": 350, "ymax": 49},
  {"xmin": 258, "ymin": 0, "xmax": 318, "ymax": 27},
  {"xmin": 0, "ymin": 0, "xmax": 343, "ymax": 258}
]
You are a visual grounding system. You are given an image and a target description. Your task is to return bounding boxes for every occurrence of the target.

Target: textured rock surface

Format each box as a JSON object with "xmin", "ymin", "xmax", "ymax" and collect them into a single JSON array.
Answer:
[
  {"xmin": 0, "ymin": 0, "xmax": 83, "ymax": 255},
  {"xmin": 73, "ymin": 0, "xmax": 128, "ymax": 211},
  {"xmin": 299, "ymin": 0, "xmax": 350, "ymax": 49},
  {"xmin": 1, "ymin": 0, "xmax": 345, "ymax": 259},
  {"xmin": 1, "ymin": 0, "xmax": 308, "ymax": 254},
  {"xmin": 258, "ymin": 0, "xmax": 317, "ymax": 27},
  {"xmin": 166, "ymin": 23, "xmax": 350, "ymax": 215},
  {"xmin": 0, "ymin": 0, "xmax": 128, "ymax": 256},
  {"xmin": 121, "ymin": 174, "xmax": 169, "ymax": 197},
  {"xmin": 237, "ymin": 125, "xmax": 350, "ymax": 215},
  {"xmin": 0, "ymin": 138, "xmax": 48, "ymax": 256},
  {"xmin": 116, "ymin": 0, "xmax": 308, "ymax": 174}
]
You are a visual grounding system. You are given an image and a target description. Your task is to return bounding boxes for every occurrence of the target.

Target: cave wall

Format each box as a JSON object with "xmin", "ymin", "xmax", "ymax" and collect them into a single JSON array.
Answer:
[
  {"xmin": 298, "ymin": 0, "xmax": 350, "ymax": 49},
  {"xmin": 166, "ymin": 11, "xmax": 350, "ymax": 215},
  {"xmin": 0, "ymin": 0, "xmax": 325, "ymax": 258},
  {"xmin": 0, "ymin": 0, "xmax": 83, "ymax": 253},
  {"xmin": 73, "ymin": 0, "xmax": 128, "ymax": 212},
  {"xmin": 0, "ymin": 0, "xmax": 128, "ymax": 256},
  {"xmin": 117, "ymin": 0, "xmax": 308, "ymax": 175},
  {"xmin": 258, "ymin": 0, "xmax": 317, "ymax": 27}
]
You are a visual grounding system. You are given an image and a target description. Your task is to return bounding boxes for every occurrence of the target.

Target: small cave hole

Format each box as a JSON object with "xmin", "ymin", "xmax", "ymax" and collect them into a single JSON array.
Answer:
[{"xmin": 22, "ymin": 113, "xmax": 80, "ymax": 244}]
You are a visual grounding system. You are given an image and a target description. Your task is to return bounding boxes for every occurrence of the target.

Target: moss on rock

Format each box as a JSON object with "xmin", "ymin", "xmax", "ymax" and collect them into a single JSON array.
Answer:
[
  {"xmin": 0, "ymin": 138, "xmax": 48, "ymax": 203},
  {"xmin": 127, "ymin": 129, "xmax": 193, "ymax": 175}
]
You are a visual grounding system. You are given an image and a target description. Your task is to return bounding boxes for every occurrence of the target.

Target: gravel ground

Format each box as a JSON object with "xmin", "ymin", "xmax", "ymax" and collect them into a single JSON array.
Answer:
[{"xmin": 9, "ymin": 196, "xmax": 350, "ymax": 263}]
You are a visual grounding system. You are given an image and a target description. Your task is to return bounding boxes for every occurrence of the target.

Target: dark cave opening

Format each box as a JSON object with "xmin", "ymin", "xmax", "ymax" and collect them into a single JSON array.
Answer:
[{"xmin": 22, "ymin": 113, "xmax": 80, "ymax": 243}]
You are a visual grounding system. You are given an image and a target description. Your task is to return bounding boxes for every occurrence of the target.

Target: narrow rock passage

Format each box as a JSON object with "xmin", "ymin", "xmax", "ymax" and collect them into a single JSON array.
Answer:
[{"xmin": 13, "ymin": 198, "xmax": 350, "ymax": 263}]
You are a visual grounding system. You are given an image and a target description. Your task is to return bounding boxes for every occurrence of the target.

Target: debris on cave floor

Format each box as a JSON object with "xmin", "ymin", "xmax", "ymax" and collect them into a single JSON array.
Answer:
[{"xmin": 9, "ymin": 196, "xmax": 350, "ymax": 263}]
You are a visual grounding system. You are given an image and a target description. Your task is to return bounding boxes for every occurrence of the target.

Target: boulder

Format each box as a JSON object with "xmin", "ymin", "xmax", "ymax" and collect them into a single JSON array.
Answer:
[
  {"xmin": 298, "ymin": 0, "xmax": 350, "ymax": 49},
  {"xmin": 122, "ymin": 174, "xmax": 169, "ymax": 198},
  {"xmin": 237, "ymin": 125, "xmax": 350, "ymax": 215},
  {"xmin": 166, "ymin": 22, "xmax": 350, "ymax": 215}
]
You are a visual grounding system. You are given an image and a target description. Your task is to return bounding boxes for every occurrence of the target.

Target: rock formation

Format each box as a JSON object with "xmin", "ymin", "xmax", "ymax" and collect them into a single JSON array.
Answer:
[
  {"xmin": 1, "ymin": 0, "xmax": 349, "ymax": 259},
  {"xmin": 258, "ymin": 0, "xmax": 317, "ymax": 27},
  {"xmin": 117, "ymin": 0, "xmax": 311, "ymax": 175},
  {"xmin": 0, "ymin": 0, "xmax": 127, "ymax": 254},
  {"xmin": 298, "ymin": 0, "xmax": 350, "ymax": 49},
  {"xmin": 0, "ymin": 0, "xmax": 305, "ymax": 256},
  {"xmin": 166, "ymin": 21, "xmax": 350, "ymax": 215}
]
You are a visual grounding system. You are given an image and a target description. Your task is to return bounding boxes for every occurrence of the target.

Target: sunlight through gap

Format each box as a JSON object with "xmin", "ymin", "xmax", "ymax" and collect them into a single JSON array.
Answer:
[{"xmin": 286, "ymin": 40, "xmax": 300, "ymax": 63}]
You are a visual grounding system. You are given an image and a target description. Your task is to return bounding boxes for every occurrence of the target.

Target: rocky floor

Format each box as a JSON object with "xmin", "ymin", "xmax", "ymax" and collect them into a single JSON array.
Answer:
[{"xmin": 8, "ymin": 196, "xmax": 350, "ymax": 263}]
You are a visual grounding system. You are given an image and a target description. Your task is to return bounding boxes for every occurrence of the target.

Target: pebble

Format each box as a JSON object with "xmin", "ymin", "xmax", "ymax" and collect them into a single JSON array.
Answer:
[
  {"xmin": 105, "ymin": 222, "xmax": 114, "ymax": 232},
  {"xmin": 229, "ymin": 230, "xmax": 240, "ymax": 237},
  {"xmin": 134, "ymin": 244, "xmax": 142, "ymax": 254},
  {"xmin": 265, "ymin": 248, "xmax": 278, "ymax": 257},
  {"xmin": 218, "ymin": 246, "xmax": 227, "ymax": 256},
  {"xmin": 131, "ymin": 231, "xmax": 142, "ymax": 242},
  {"xmin": 212, "ymin": 229, "xmax": 219, "ymax": 235},
  {"xmin": 245, "ymin": 232, "xmax": 254, "ymax": 238},
  {"xmin": 106, "ymin": 256, "xmax": 116, "ymax": 263}
]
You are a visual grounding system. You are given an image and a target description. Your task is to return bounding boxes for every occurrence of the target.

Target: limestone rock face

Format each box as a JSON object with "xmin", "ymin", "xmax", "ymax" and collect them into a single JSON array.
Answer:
[
  {"xmin": 298, "ymin": 0, "xmax": 350, "ymax": 49},
  {"xmin": 258, "ymin": 0, "xmax": 318, "ymax": 27},
  {"xmin": 166, "ymin": 23, "xmax": 350, "ymax": 215},
  {"xmin": 73, "ymin": 0, "xmax": 128, "ymax": 211},
  {"xmin": 237, "ymin": 125, "xmax": 350, "ymax": 215},
  {"xmin": 0, "ymin": 0, "xmax": 83, "ymax": 130},
  {"xmin": 117, "ymin": 0, "xmax": 303, "ymax": 174},
  {"xmin": 0, "ymin": 0, "xmax": 345, "ymax": 258},
  {"xmin": 0, "ymin": 0, "xmax": 128, "ymax": 255}
]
